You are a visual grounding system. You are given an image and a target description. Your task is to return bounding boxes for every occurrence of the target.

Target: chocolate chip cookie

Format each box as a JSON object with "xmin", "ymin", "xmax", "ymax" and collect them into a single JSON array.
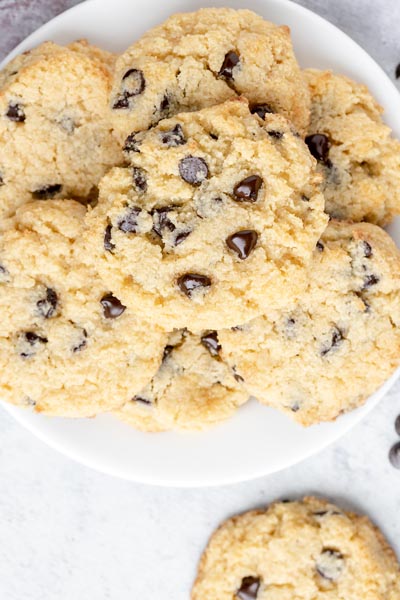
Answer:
[
  {"xmin": 192, "ymin": 497, "xmax": 400, "ymax": 599},
  {"xmin": 0, "ymin": 200, "xmax": 166, "ymax": 417},
  {"xmin": 305, "ymin": 69, "xmax": 400, "ymax": 225},
  {"xmin": 113, "ymin": 329, "xmax": 248, "ymax": 432},
  {"xmin": 0, "ymin": 40, "xmax": 121, "ymax": 218},
  {"xmin": 219, "ymin": 220, "xmax": 400, "ymax": 425},
  {"xmin": 85, "ymin": 99, "xmax": 327, "ymax": 330},
  {"xmin": 110, "ymin": 8, "xmax": 310, "ymax": 142}
]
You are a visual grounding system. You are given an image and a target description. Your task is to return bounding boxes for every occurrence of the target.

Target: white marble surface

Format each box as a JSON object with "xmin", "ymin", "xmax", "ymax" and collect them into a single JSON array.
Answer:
[{"xmin": 0, "ymin": 1, "xmax": 400, "ymax": 598}]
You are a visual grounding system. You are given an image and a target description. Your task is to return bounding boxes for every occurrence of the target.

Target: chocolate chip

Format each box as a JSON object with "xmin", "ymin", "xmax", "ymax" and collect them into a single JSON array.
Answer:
[
  {"xmin": 37, "ymin": 287, "xmax": 58, "ymax": 318},
  {"xmin": 232, "ymin": 366, "xmax": 244, "ymax": 383},
  {"xmin": 233, "ymin": 176, "xmax": 263, "ymax": 202},
  {"xmin": 133, "ymin": 395, "xmax": 151, "ymax": 405},
  {"xmin": 395, "ymin": 414, "xmax": 400, "ymax": 435},
  {"xmin": 118, "ymin": 206, "xmax": 142, "ymax": 233},
  {"xmin": 250, "ymin": 104, "xmax": 274, "ymax": 119},
  {"xmin": 152, "ymin": 207, "xmax": 176, "ymax": 237},
  {"xmin": 0, "ymin": 174, "xmax": 4, "ymax": 186},
  {"xmin": 6, "ymin": 102, "xmax": 25, "ymax": 122},
  {"xmin": 316, "ymin": 549, "xmax": 345, "ymax": 581},
  {"xmin": 32, "ymin": 184, "xmax": 62, "ymax": 199},
  {"xmin": 104, "ymin": 224, "xmax": 115, "ymax": 252},
  {"xmin": 363, "ymin": 274, "xmax": 380, "ymax": 289},
  {"xmin": 179, "ymin": 156, "xmax": 209, "ymax": 185},
  {"xmin": 173, "ymin": 230, "xmax": 191, "ymax": 246},
  {"xmin": 160, "ymin": 124, "xmax": 186, "ymax": 147},
  {"xmin": 113, "ymin": 68, "xmax": 145, "ymax": 109},
  {"xmin": 321, "ymin": 327, "xmax": 343, "ymax": 357},
  {"xmin": 19, "ymin": 331, "xmax": 48, "ymax": 358},
  {"xmin": 389, "ymin": 442, "xmax": 400, "ymax": 468},
  {"xmin": 218, "ymin": 51, "xmax": 240, "ymax": 79},
  {"xmin": 72, "ymin": 329, "xmax": 87, "ymax": 353},
  {"xmin": 305, "ymin": 134, "xmax": 331, "ymax": 164},
  {"xmin": 100, "ymin": 293, "xmax": 126, "ymax": 319},
  {"xmin": 123, "ymin": 132, "xmax": 142, "ymax": 153},
  {"xmin": 226, "ymin": 230, "xmax": 258, "ymax": 260},
  {"xmin": 316, "ymin": 241, "xmax": 324, "ymax": 252},
  {"xmin": 362, "ymin": 241, "xmax": 373, "ymax": 258},
  {"xmin": 132, "ymin": 167, "xmax": 147, "ymax": 193},
  {"xmin": 201, "ymin": 331, "xmax": 221, "ymax": 357},
  {"xmin": 396, "ymin": 64, "xmax": 400, "ymax": 79},
  {"xmin": 291, "ymin": 402, "xmax": 300, "ymax": 412},
  {"xmin": 162, "ymin": 345, "xmax": 174, "ymax": 361},
  {"xmin": 236, "ymin": 576, "xmax": 260, "ymax": 600},
  {"xmin": 267, "ymin": 130, "xmax": 283, "ymax": 139},
  {"xmin": 177, "ymin": 273, "xmax": 211, "ymax": 297},
  {"xmin": 209, "ymin": 133, "xmax": 218, "ymax": 140},
  {"xmin": 301, "ymin": 195, "xmax": 310, "ymax": 202}
]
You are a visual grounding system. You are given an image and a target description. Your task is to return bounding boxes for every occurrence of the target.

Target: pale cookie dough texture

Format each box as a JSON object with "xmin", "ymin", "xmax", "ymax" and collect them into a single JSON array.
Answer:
[
  {"xmin": 0, "ymin": 40, "xmax": 121, "ymax": 219},
  {"xmin": 219, "ymin": 221, "xmax": 400, "ymax": 426},
  {"xmin": 85, "ymin": 99, "xmax": 327, "ymax": 331},
  {"xmin": 192, "ymin": 497, "xmax": 400, "ymax": 600},
  {"xmin": 113, "ymin": 330, "xmax": 248, "ymax": 432},
  {"xmin": 110, "ymin": 8, "xmax": 311, "ymax": 142},
  {"xmin": 0, "ymin": 200, "xmax": 166, "ymax": 417},
  {"xmin": 305, "ymin": 69, "xmax": 400, "ymax": 225}
]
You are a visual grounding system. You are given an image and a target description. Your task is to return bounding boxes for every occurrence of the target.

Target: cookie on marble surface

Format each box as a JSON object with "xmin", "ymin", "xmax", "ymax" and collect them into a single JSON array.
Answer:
[
  {"xmin": 0, "ymin": 40, "xmax": 121, "ymax": 218},
  {"xmin": 110, "ymin": 7, "xmax": 310, "ymax": 142},
  {"xmin": 192, "ymin": 496, "xmax": 400, "ymax": 600},
  {"xmin": 0, "ymin": 200, "xmax": 166, "ymax": 417},
  {"xmin": 84, "ymin": 99, "xmax": 327, "ymax": 331},
  {"xmin": 113, "ymin": 329, "xmax": 248, "ymax": 432},
  {"xmin": 219, "ymin": 220, "xmax": 400, "ymax": 426},
  {"xmin": 305, "ymin": 69, "xmax": 400, "ymax": 225}
]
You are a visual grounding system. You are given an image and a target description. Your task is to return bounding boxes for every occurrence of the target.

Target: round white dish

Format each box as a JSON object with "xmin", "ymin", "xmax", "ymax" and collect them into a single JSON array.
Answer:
[{"xmin": 1, "ymin": 0, "xmax": 399, "ymax": 487}]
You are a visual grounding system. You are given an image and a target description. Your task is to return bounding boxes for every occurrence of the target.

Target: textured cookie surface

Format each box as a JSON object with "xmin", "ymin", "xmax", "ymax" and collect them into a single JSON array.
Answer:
[
  {"xmin": 110, "ymin": 8, "xmax": 310, "ymax": 142},
  {"xmin": 0, "ymin": 200, "xmax": 166, "ymax": 417},
  {"xmin": 85, "ymin": 99, "xmax": 327, "ymax": 330},
  {"xmin": 192, "ymin": 497, "xmax": 400, "ymax": 599},
  {"xmin": 305, "ymin": 69, "xmax": 400, "ymax": 225},
  {"xmin": 0, "ymin": 40, "xmax": 121, "ymax": 218},
  {"xmin": 219, "ymin": 221, "xmax": 400, "ymax": 425},
  {"xmin": 114, "ymin": 329, "xmax": 248, "ymax": 432}
]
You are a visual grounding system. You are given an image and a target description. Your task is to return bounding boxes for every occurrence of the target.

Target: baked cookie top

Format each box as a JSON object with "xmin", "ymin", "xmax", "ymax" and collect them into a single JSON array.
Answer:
[
  {"xmin": 305, "ymin": 69, "xmax": 400, "ymax": 225},
  {"xmin": 85, "ymin": 99, "xmax": 327, "ymax": 330},
  {"xmin": 192, "ymin": 497, "xmax": 400, "ymax": 600},
  {"xmin": 113, "ymin": 329, "xmax": 248, "ymax": 432},
  {"xmin": 0, "ymin": 40, "xmax": 121, "ymax": 218},
  {"xmin": 0, "ymin": 200, "xmax": 166, "ymax": 417},
  {"xmin": 110, "ymin": 8, "xmax": 310, "ymax": 142},
  {"xmin": 219, "ymin": 220, "xmax": 400, "ymax": 425}
]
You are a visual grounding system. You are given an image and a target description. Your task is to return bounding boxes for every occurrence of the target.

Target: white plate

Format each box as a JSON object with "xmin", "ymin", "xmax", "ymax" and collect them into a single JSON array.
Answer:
[{"xmin": 1, "ymin": 0, "xmax": 400, "ymax": 487}]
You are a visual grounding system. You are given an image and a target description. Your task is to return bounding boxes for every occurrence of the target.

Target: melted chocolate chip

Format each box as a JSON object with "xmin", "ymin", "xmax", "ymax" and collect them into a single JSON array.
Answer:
[
  {"xmin": 389, "ymin": 442, "xmax": 400, "ymax": 468},
  {"xmin": 152, "ymin": 207, "xmax": 176, "ymax": 237},
  {"xmin": 218, "ymin": 51, "xmax": 240, "ymax": 79},
  {"xmin": 161, "ymin": 124, "xmax": 186, "ymax": 147},
  {"xmin": 179, "ymin": 156, "xmax": 209, "ymax": 185},
  {"xmin": 362, "ymin": 241, "xmax": 373, "ymax": 258},
  {"xmin": 395, "ymin": 414, "xmax": 400, "ymax": 435},
  {"xmin": 396, "ymin": 64, "xmax": 400, "ymax": 79},
  {"xmin": 316, "ymin": 241, "xmax": 324, "ymax": 252},
  {"xmin": 201, "ymin": 331, "xmax": 221, "ymax": 357},
  {"xmin": 32, "ymin": 184, "xmax": 62, "ymax": 199},
  {"xmin": 267, "ymin": 130, "xmax": 283, "ymax": 139},
  {"xmin": 250, "ymin": 104, "xmax": 274, "ymax": 119},
  {"xmin": 6, "ymin": 102, "xmax": 25, "ymax": 122},
  {"xmin": 113, "ymin": 68, "xmax": 145, "ymax": 109},
  {"xmin": 104, "ymin": 224, "xmax": 115, "ymax": 252},
  {"xmin": 321, "ymin": 327, "xmax": 343, "ymax": 357},
  {"xmin": 118, "ymin": 206, "xmax": 142, "ymax": 233},
  {"xmin": 72, "ymin": 329, "xmax": 87, "ymax": 353},
  {"xmin": 123, "ymin": 132, "xmax": 142, "ymax": 153},
  {"xmin": 316, "ymin": 550, "xmax": 345, "ymax": 581},
  {"xmin": 37, "ymin": 287, "xmax": 58, "ymax": 318},
  {"xmin": 363, "ymin": 274, "xmax": 380, "ymax": 289},
  {"xmin": 101, "ymin": 293, "xmax": 126, "ymax": 319},
  {"xmin": 236, "ymin": 576, "xmax": 260, "ymax": 600},
  {"xmin": 177, "ymin": 273, "xmax": 211, "ymax": 297},
  {"xmin": 19, "ymin": 331, "xmax": 48, "ymax": 358},
  {"xmin": 133, "ymin": 395, "xmax": 151, "ymax": 405},
  {"xmin": 233, "ymin": 175, "xmax": 263, "ymax": 202},
  {"xmin": 305, "ymin": 133, "xmax": 331, "ymax": 164},
  {"xmin": 132, "ymin": 167, "xmax": 147, "ymax": 193},
  {"xmin": 226, "ymin": 230, "xmax": 258, "ymax": 260}
]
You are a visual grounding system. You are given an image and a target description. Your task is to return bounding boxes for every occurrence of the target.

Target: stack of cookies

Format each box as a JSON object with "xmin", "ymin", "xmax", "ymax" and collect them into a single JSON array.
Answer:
[{"xmin": 1, "ymin": 8, "xmax": 400, "ymax": 431}]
